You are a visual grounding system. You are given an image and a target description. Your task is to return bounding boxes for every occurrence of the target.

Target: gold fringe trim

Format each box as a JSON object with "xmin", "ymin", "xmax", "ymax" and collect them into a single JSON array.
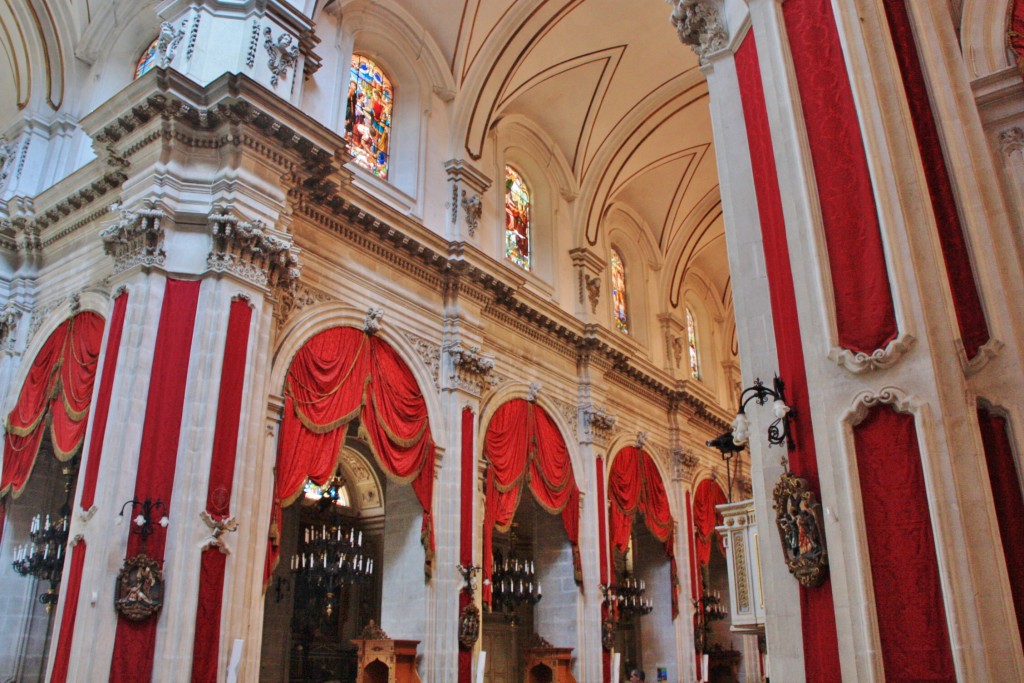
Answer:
[
  {"xmin": 369, "ymin": 391, "xmax": 428, "ymax": 448},
  {"xmin": 357, "ymin": 421, "xmax": 422, "ymax": 487}
]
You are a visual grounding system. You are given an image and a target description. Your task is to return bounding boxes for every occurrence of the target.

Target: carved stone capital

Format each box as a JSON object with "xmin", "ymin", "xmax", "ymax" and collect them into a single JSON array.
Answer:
[
  {"xmin": 671, "ymin": 445, "xmax": 699, "ymax": 481},
  {"xmin": 443, "ymin": 341, "xmax": 495, "ymax": 396},
  {"xmin": 999, "ymin": 126, "xmax": 1024, "ymax": 156},
  {"xmin": 583, "ymin": 404, "xmax": 616, "ymax": 447},
  {"xmin": 207, "ymin": 207, "xmax": 301, "ymax": 293},
  {"xmin": 100, "ymin": 200, "xmax": 166, "ymax": 274},
  {"xmin": 668, "ymin": 0, "xmax": 728, "ymax": 63}
]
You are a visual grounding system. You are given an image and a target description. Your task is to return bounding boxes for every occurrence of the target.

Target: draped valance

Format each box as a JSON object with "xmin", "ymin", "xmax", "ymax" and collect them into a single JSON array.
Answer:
[
  {"xmin": 1, "ymin": 312, "xmax": 105, "ymax": 499},
  {"xmin": 691, "ymin": 478, "xmax": 727, "ymax": 597},
  {"xmin": 607, "ymin": 446, "xmax": 679, "ymax": 618},
  {"xmin": 265, "ymin": 326, "xmax": 436, "ymax": 584},
  {"xmin": 482, "ymin": 398, "xmax": 581, "ymax": 606}
]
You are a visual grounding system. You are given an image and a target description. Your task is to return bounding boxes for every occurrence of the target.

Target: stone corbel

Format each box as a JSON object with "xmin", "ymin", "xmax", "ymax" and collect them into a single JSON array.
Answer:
[
  {"xmin": 527, "ymin": 381, "xmax": 542, "ymax": 403},
  {"xmin": 670, "ymin": 445, "xmax": 699, "ymax": 481},
  {"xmin": 363, "ymin": 306, "xmax": 384, "ymax": 334},
  {"xmin": 634, "ymin": 431, "xmax": 649, "ymax": 450},
  {"xmin": 100, "ymin": 200, "xmax": 166, "ymax": 274},
  {"xmin": 583, "ymin": 404, "xmax": 616, "ymax": 447},
  {"xmin": 207, "ymin": 206, "xmax": 301, "ymax": 295},
  {"xmin": 444, "ymin": 159, "xmax": 491, "ymax": 239},
  {"xmin": 570, "ymin": 247, "xmax": 605, "ymax": 317},
  {"xmin": 668, "ymin": 0, "xmax": 729, "ymax": 64},
  {"xmin": 443, "ymin": 341, "xmax": 495, "ymax": 396}
]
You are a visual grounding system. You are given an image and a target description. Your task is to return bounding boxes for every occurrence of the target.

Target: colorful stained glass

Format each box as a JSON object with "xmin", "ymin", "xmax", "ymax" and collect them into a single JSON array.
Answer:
[
  {"xmin": 134, "ymin": 37, "xmax": 160, "ymax": 80},
  {"xmin": 303, "ymin": 480, "xmax": 351, "ymax": 507},
  {"xmin": 687, "ymin": 308, "xmax": 701, "ymax": 380},
  {"xmin": 610, "ymin": 248, "xmax": 629, "ymax": 333},
  {"xmin": 344, "ymin": 55, "xmax": 393, "ymax": 179},
  {"xmin": 504, "ymin": 166, "xmax": 531, "ymax": 270}
]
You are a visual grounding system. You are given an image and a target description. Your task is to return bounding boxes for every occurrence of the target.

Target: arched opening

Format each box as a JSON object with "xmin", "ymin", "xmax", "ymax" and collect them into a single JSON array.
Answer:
[
  {"xmin": 606, "ymin": 447, "xmax": 679, "ymax": 683},
  {"xmin": 481, "ymin": 398, "xmax": 581, "ymax": 681},
  {"xmin": 260, "ymin": 326, "xmax": 436, "ymax": 682},
  {"xmin": 0, "ymin": 312, "xmax": 105, "ymax": 683}
]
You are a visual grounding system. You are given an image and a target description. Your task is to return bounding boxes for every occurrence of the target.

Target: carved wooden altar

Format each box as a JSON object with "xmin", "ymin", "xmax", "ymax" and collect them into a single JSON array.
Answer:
[
  {"xmin": 521, "ymin": 636, "xmax": 576, "ymax": 683},
  {"xmin": 352, "ymin": 621, "xmax": 421, "ymax": 683}
]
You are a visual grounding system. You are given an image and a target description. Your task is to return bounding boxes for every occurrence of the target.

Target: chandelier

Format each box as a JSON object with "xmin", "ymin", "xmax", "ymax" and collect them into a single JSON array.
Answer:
[
  {"xmin": 601, "ymin": 575, "xmax": 653, "ymax": 620},
  {"xmin": 11, "ymin": 460, "xmax": 76, "ymax": 611},
  {"xmin": 289, "ymin": 475, "xmax": 372, "ymax": 618},
  {"xmin": 490, "ymin": 547, "xmax": 542, "ymax": 618},
  {"xmin": 693, "ymin": 570, "xmax": 728, "ymax": 655}
]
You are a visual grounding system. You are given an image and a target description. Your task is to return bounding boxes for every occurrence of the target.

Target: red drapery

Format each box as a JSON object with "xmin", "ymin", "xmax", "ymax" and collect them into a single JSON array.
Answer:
[
  {"xmin": 691, "ymin": 479, "xmax": 726, "ymax": 594},
  {"xmin": 854, "ymin": 406, "xmax": 955, "ymax": 681},
  {"xmin": 977, "ymin": 406, "xmax": 1024, "ymax": 656},
  {"xmin": 1011, "ymin": 0, "xmax": 1024, "ymax": 80},
  {"xmin": 50, "ymin": 540, "xmax": 87, "ymax": 683},
  {"xmin": 882, "ymin": 0, "xmax": 989, "ymax": 359},
  {"xmin": 481, "ymin": 399, "xmax": 581, "ymax": 606},
  {"xmin": 110, "ymin": 279, "xmax": 201, "ymax": 683},
  {"xmin": 192, "ymin": 299, "xmax": 253, "ymax": 681},
  {"xmin": 783, "ymin": 0, "xmax": 898, "ymax": 354},
  {"xmin": 735, "ymin": 31, "xmax": 842, "ymax": 682},
  {"xmin": 607, "ymin": 447, "xmax": 679, "ymax": 618},
  {"xmin": 458, "ymin": 407, "xmax": 474, "ymax": 683},
  {"xmin": 1, "ymin": 312, "xmax": 104, "ymax": 499},
  {"xmin": 597, "ymin": 457, "xmax": 611, "ymax": 683},
  {"xmin": 266, "ymin": 326, "xmax": 436, "ymax": 584},
  {"xmin": 80, "ymin": 293, "xmax": 127, "ymax": 510}
]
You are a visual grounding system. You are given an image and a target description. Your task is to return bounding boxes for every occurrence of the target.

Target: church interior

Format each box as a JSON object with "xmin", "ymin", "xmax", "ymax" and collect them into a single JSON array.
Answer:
[{"xmin": 0, "ymin": 0, "xmax": 1021, "ymax": 681}]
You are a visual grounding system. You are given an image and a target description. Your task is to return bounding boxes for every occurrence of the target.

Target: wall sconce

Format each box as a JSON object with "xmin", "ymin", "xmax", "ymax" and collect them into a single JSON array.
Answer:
[
  {"xmin": 707, "ymin": 376, "xmax": 793, "ymax": 502},
  {"xmin": 118, "ymin": 498, "xmax": 169, "ymax": 544}
]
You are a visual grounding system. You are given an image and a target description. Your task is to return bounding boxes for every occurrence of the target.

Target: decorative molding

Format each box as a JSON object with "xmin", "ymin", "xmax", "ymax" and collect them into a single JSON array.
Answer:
[
  {"xmin": 634, "ymin": 430, "xmax": 649, "ymax": 450},
  {"xmin": 669, "ymin": 0, "xmax": 728, "ymax": 63},
  {"xmin": 551, "ymin": 397, "xmax": 579, "ymax": 440},
  {"xmin": 444, "ymin": 158, "xmax": 491, "ymax": 238},
  {"xmin": 264, "ymin": 27, "xmax": 300, "ymax": 87},
  {"xmin": 207, "ymin": 206, "xmax": 301, "ymax": 293},
  {"xmin": 999, "ymin": 126, "xmax": 1024, "ymax": 156},
  {"xmin": 957, "ymin": 337, "xmax": 1004, "ymax": 376},
  {"xmin": 731, "ymin": 530, "xmax": 750, "ymax": 611},
  {"xmin": 363, "ymin": 306, "xmax": 384, "ymax": 334},
  {"xmin": 0, "ymin": 135, "xmax": 15, "ymax": 191},
  {"xmin": 246, "ymin": 20, "xmax": 261, "ymax": 68},
  {"xmin": 461, "ymin": 192, "xmax": 482, "ymax": 237},
  {"xmin": 403, "ymin": 332, "xmax": 442, "ymax": 390},
  {"xmin": 157, "ymin": 20, "xmax": 186, "ymax": 69},
  {"xmin": 827, "ymin": 333, "xmax": 915, "ymax": 374},
  {"xmin": 526, "ymin": 381, "xmax": 542, "ymax": 403},
  {"xmin": 0, "ymin": 304, "xmax": 22, "ymax": 352},
  {"xmin": 100, "ymin": 200, "xmax": 166, "ymax": 274},
  {"xmin": 185, "ymin": 8, "xmax": 201, "ymax": 62},
  {"xmin": 583, "ymin": 273, "xmax": 601, "ymax": 314},
  {"xmin": 276, "ymin": 283, "xmax": 333, "ymax": 329},
  {"xmin": 671, "ymin": 446, "xmax": 699, "ymax": 481},
  {"xmin": 29, "ymin": 297, "xmax": 66, "ymax": 341},
  {"xmin": 844, "ymin": 385, "xmax": 916, "ymax": 426},
  {"xmin": 443, "ymin": 341, "xmax": 495, "ymax": 395},
  {"xmin": 583, "ymin": 404, "xmax": 616, "ymax": 447}
]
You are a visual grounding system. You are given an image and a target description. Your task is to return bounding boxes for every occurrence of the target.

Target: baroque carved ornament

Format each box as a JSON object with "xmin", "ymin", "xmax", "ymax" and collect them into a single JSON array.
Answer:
[
  {"xmin": 668, "ymin": 0, "xmax": 728, "ymax": 62},
  {"xmin": 207, "ymin": 207, "xmax": 300, "ymax": 292},
  {"xmin": 264, "ymin": 28, "xmax": 300, "ymax": 87},
  {"xmin": 100, "ymin": 201, "xmax": 166, "ymax": 274}
]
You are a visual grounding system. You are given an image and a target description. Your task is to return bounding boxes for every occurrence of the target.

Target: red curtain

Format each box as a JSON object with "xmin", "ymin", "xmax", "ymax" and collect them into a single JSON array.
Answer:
[
  {"xmin": 607, "ymin": 447, "xmax": 679, "ymax": 618},
  {"xmin": 1011, "ymin": 0, "xmax": 1024, "ymax": 80},
  {"xmin": 735, "ymin": 31, "xmax": 842, "ymax": 682},
  {"xmin": 50, "ymin": 540, "xmax": 87, "ymax": 683},
  {"xmin": 110, "ymin": 279, "xmax": 201, "ymax": 683},
  {"xmin": 266, "ymin": 327, "xmax": 436, "ymax": 584},
  {"xmin": 691, "ymin": 479, "xmax": 727, "ymax": 592},
  {"xmin": 80, "ymin": 293, "xmax": 128, "ymax": 510},
  {"xmin": 458, "ymin": 407, "xmax": 474, "ymax": 683},
  {"xmin": 977, "ymin": 407, "xmax": 1024, "ymax": 656},
  {"xmin": 597, "ymin": 457, "xmax": 611, "ymax": 683},
  {"xmin": 882, "ymin": 0, "xmax": 989, "ymax": 359},
  {"xmin": 481, "ymin": 399, "xmax": 581, "ymax": 606},
  {"xmin": 783, "ymin": 0, "xmax": 897, "ymax": 354},
  {"xmin": 854, "ymin": 406, "xmax": 955, "ymax": 681},
  {"xmin": 1, "ymin": 312, "xmax": 104, "ymax": 499}
]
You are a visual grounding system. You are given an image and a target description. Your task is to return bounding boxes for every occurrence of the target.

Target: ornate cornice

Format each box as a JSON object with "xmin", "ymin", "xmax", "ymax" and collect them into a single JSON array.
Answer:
[
  {"xmin": 207, "ymin": 206, "xmax": 300, "ymax": 293},
  {"xmin": 669, "ymin": 0, "xmax": 728, "ymax": 63},
  {"xmin": 100, "ymin": 200, "xmax": 166, "ymax": 274},
  {"xmin": 443, "ymin": 341, "xmax": 496, "ymax": 396}
]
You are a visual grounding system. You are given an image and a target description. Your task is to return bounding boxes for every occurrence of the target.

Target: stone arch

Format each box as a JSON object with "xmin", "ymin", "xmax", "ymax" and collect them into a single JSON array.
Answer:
[{"xmin": 960, "ymin": 0, "xmax": 1015, "ymax": 78}]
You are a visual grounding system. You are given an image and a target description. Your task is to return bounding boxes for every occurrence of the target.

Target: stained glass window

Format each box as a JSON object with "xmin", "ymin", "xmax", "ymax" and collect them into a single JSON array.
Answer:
[
  {"xmin": 687, "ymin": 308, "xmax": 701, "ymax": 380},
  {"xmin": 134, "ymin": 37, "xmax": 160, "ymax": 80},
  {"xmin": 504, "ymin": 166, "xmax": 531, "ymax": 270},
  {"xmin": 610, "ymin": 247, "xmax": 629, "ymax": 333},
  {"xmin": 344, "ymin": 55, "xmax": 393, "ymax": 179},
  {"xmin": 303, "ymin": 479, "xmax": 351, "ymax": 507}
]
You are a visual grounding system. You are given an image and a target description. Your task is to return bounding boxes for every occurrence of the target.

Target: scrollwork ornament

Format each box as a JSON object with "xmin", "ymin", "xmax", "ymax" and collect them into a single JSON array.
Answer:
[
  {"xmin": 771, "ymin": 472, "xmax": 828, "ymax": 588},
  {"xmin": 156, "ymin": 20, "xmax": 186, "ymax": 69},
  {"xmin": 264, "ymin": 27, "xmax": 300, "ymax": 87}
]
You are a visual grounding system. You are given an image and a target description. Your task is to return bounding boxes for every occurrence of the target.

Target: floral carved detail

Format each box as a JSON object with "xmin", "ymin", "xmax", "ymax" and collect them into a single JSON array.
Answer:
[
  {"xmin": 0, "ymin": 304, "xmax": 21, "ymax": 352},
  {"xmin": 185, "ymin": 9, "xmax": 201, "ymax": 62},
  {"xmin": 672, "ymin": 336, "xmax": 684, "ymax": 369},
  {"xmin": 264, "ymin": 27, "xmax": 299, "ymax": 87},
  {"xmin": 0, "ymin": 135, "xmax": 15, "ymax": 191},
  {"xmin": 403, "ymin": 332, "xmax": 441, "ymax": 390},
  {"xmin": 277, "ymin": 284, "xmax": 332, "ymax": 329},
  {"xmin": 246, "ymin": 20, "xmax": 260, "ymax": 68},
  {"xmin": 207, "ymin": 207, "xmax": 300, "ymax": 292},
  {"xmin": 100, "ymin": 201, "xmax": 166, "ymax": 274},
  {"xmin": 671, "ymin": 446, "xmax": 698, "ymax": 481},
  {"xmin": 584, "ymin": 273, "xmax": 601, "ymax": 314},
  {"xmin": 552, "ymin": 397, "xmax": 579, "ymax": 440},
  {"xmin": 363, "ymin": 306, "xmax": 384, "ymax": 334},
  {"xmin": 583, "ymin": 404, "xmax": 616, "ymax": 446},
  {"xmin": 731, "ymin": 530, "xmax": 750, "ymax": 611},
  {"xmin": 669, "ymin": 0, "xmax": 728, "ymax": 63},
  {"xmin": 156, "ymin": 20, "xmax": 186, "ymax": 68},
  {"xmin": 444, "ymin": 341, "xmax": 495, "ymax": 395},
  {"xmin": 828, "ymin": 333, "xmax": 915, "ymax": 374},
  {"xmin": 461, "ymin": 192, "xmax": 482, "ymax": 237}
]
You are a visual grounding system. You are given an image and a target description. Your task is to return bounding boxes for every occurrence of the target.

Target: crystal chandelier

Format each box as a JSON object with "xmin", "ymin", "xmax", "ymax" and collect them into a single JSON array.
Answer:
[
  {"xmin": 490, "ymin": 547, "xmax": 542, "ymax": 618},
  {"xmin": 11, "ymin": 460, "xmax": 76, "ymax": 611},
  {"xmin": 289, "ymin": 474, "xmax": 372, "ymax": 618}
]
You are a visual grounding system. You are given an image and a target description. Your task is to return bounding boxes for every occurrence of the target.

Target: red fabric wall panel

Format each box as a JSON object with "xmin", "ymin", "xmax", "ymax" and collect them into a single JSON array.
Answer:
[
  {"xmin": 50, "ymin": 540, "xmax": 87, "ymax": 683},
  {"xmin": 734, "ymin": 32, "xmax": 841, "ymax": 682},
  {"xmin": 191, "ymin": 548, "xmax": 227, "ymax": 683},
  {"xmin": 459, "ymin": 407, "xmax": 473, "ymax": 683},
  {"xmin": 81, "ymin": 292, "xmax": 128, "ymax": 510},
  {"xmin": 597, "ymin": 457, "xmax": 610, "ymax": 683},
  {"xmin": 1012, "ymin": 0, "xmax": 1024, "ymax": 79},
  {"xmin": 110, "ymin": 278, "xmax": 200, "ymax": 683},
  {"xmin": 977, "ymin": 407, "xmax": 1024, "ymax": 654},
  {"xmin": 853, "ymin": 406, "xmax": 955, "ymax": 681},
  {"xmin": 191, "ymin": 299, "xmax": 252, "ymax": 680},
  {"xmin": 782, "ymin": 0, "xmax": 898, "ymax": 354},
  {"xmin": 881, "ymin": 0, "xmax": 989, "ymax": 358}
]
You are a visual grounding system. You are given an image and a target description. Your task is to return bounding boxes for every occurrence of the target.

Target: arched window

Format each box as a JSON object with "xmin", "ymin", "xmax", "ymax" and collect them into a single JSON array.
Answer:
[
  {"xmin": 504, "ymin": 166, "xmax": 531, "ymax": 270},
  {"xmin": 134, "ymin": 37, "xmax": 160, "ymax": 80},
  {"xmin": 686, "ymin": 308, "xmax": 701, "ymax": 380},
  {"xmin": 610, "ymin": 247, "xmax": 629, "ymax": 333},
  {"xmin": 344, "ymin": 54, "xmax": 394, "ymax": 179}
]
